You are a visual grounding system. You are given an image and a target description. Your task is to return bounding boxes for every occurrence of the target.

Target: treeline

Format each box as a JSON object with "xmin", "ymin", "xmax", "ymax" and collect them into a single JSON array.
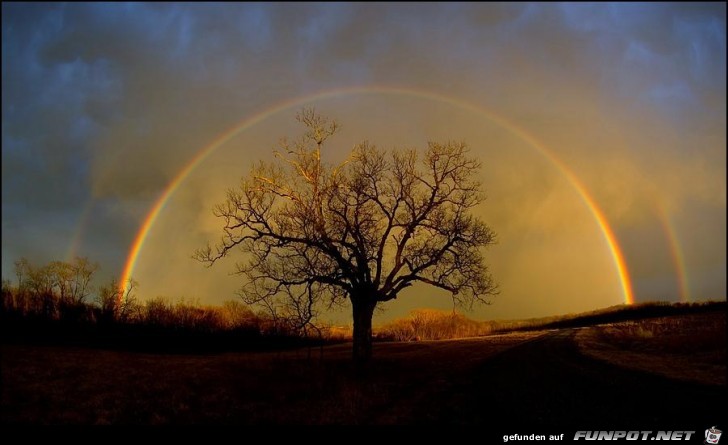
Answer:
[
  {"xmin": 1, "ymin": 257, "xmax": 348, "ymax": 352},
  {"xmin": 4, "ymin": 258, "xmax": 723, "ymax": 349}
]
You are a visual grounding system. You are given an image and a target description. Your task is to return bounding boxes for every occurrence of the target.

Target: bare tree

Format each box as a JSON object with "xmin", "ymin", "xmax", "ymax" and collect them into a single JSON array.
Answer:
[
  {"xmin": 96, "ymin": 278, "xmax": 139, "ymax": 323},
  {"xmin": 50, "ymin": 257, "xmax": 98, "ymax": 305},
  {"xmin": 196, "ymin": 109, "xmax": 497, "ymax": 363}
]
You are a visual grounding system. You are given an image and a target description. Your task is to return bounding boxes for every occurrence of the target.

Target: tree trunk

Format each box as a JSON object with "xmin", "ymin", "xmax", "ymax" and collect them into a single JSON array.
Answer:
[{"xmin": 352, "ymin": 298, "xmax": 376, "ymax": 365}]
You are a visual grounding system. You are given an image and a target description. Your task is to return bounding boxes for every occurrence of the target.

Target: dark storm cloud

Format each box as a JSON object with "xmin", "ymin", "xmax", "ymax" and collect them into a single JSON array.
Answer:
[{"xmin": 2, "ymin": 3, "xmax": 724, "ymax": 317}]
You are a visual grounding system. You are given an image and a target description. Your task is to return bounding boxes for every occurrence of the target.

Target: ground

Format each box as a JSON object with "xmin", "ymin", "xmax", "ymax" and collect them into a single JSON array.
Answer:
[{"xmin": 1, "ymin": 312, "xmax": 725, "ymax": 426}]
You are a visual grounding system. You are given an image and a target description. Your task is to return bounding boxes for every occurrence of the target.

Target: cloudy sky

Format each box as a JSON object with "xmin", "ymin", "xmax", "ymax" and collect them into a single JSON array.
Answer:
[{"xmin": 2, "ymin": 2, "xmax": 725, "ymax": 323}]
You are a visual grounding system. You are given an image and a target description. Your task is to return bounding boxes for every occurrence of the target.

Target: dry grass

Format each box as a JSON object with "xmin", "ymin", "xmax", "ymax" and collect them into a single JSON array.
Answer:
[
  {"xmin": 575, "ymin": 312, "xmax": 726, "ymax": 386},
  {"xmin": 376, "ymin": 309, "xmax": 491, "ymax": 341},
  {"xmin": 1, "ymin": 331, "xmax": 545, "ymax": 424}
]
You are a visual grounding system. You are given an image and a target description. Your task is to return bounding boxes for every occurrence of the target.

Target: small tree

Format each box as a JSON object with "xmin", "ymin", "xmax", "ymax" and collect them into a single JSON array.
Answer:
[{"xmin": 196, "ymin": 109, "xmax": 497, "ymax": 363}]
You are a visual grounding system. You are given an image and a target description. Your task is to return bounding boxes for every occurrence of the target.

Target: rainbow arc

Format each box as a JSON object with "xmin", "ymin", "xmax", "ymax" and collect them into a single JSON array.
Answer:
[{"xmin": 118, "ymin": 86, "xmax": 636, "ymax": 305}]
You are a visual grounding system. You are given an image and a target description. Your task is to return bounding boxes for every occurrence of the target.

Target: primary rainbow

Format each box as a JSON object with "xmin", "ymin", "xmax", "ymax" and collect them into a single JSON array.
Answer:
[{"xmin": 119, "ymin": 85, "xmax": 635, "ymax": 305}]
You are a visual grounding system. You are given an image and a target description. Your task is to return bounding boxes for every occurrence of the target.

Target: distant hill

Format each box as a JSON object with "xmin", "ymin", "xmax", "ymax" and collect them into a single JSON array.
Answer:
[
  {"xmin": 507, "ymin": 300, "xmax": 726, "ymax": 331},
  {"xmin": 376, "ymin": 300, "xmax": 726, "ymax": 341}
]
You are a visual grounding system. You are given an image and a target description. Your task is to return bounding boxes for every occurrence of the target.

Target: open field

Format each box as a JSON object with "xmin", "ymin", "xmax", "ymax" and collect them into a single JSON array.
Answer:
[
  {"xmin": 2, "ymin": 309, "xmax": 724, "ymax": 426},
  {"xmin": 1, "ymin": 331, "xmax": 544, "ymax": 424}
]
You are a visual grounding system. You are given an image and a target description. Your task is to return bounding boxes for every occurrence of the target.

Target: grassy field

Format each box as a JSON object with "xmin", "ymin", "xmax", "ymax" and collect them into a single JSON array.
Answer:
[
  {"xmin": 1, "ymin": 331, "xmax": 544, "ymax": 424},
  {"xmin": 575, "ymin": 311, "xmax": 726, "ymax": 386},
  {"xmin": 3, "ymin": 304, "xmax": 724, "ymax": 425}
]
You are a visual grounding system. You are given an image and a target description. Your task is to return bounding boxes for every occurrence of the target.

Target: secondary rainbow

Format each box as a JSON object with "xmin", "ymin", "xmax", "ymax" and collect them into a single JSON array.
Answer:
[
  {"xmin": 120, "ymin": 86, "xmax": 635, "ymax": 305},
  {"xmin": 65, "ymin": 199, "xmax": 95, "ymax": 262},
  {"xmin": 655, "ymin": 201, "xmax": 690, "ymax": 302}
]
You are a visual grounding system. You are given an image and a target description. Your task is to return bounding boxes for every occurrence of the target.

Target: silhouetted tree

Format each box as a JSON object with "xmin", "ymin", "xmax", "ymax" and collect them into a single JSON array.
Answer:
[
  {"xmin": 13, "ymin": 256, "xmax": 97, "ymax": 320},
  {"xmin": 196, "ymin": 109, "xmax": 497, "ymax": 363},
  {"xmin": 96, "ymin": 278, "xmax": 138, "ymax": 323},
  {"xmin": 54, "ymin": 257, "xmax": 98, "ymax": 305}
]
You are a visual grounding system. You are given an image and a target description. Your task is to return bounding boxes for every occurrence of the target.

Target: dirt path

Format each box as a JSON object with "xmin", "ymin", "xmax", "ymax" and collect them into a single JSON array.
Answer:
[{"xmin": 399, "ymin": 329, "xmax": 725, "ymax": 428}]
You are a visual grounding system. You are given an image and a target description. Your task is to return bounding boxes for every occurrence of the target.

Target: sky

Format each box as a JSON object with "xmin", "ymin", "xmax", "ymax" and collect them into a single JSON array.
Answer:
[{"xmin": 2, "ymin": 2, "xmax": 725, "ymax": 324}]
